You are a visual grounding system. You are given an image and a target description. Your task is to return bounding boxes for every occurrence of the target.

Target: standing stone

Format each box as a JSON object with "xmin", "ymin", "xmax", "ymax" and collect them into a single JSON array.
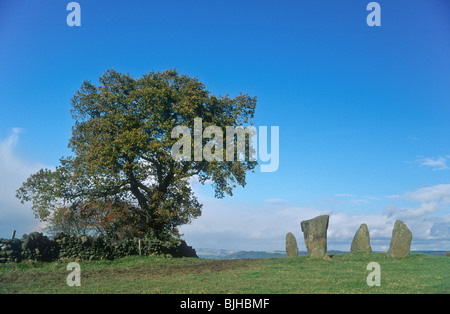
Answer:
[
  {"xmin": 300, "ymin": 215, "xmax": 329, "ymax": 258},
  {"xmin": 285, "ymin": 232, "xmax": 299, "ymax": 257},
  {"xmin": 350, "ymin": 223, "xmax": 372, "ymax": 253},
  {"xmin": 387, "ymin": 220, "xmax": 412, "ymax": 258}
]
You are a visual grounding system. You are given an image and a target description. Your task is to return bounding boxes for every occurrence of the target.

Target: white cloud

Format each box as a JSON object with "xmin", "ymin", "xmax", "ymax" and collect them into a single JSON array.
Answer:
[
  {"xmin": 264, "ymin": 198, "xmax": 288, "ymax": 205},
  {"xmin": 334, "ymin": 193, "xmax": 356, "ymax": 197},
  {"xmin": 321, "ymin": 193, "xmax": 375, "ymax": 206},
  {"xmin": 402, "ymin": 184, "xmax": 450, "ymax": 204},
  {"xmin": 417, "ymin": 156, "xmax": 449, "ymax": 170},
  {"xmin": 385, "ymin": 202, "xmax": 440, "ymax": 219},
  {"xmin": 181, "ymin": 182, "xmax": 450, "ymax": 252},
  {"xmin": 328, "ymin": 212, "xmax": 394, "ymax": 247},
  {"xmin": 180, "ymin": 193, "xmax": 325, "ymax": 251},
  {"xmin": 0, "ymin": 129, "xmax": 47, "ymax": 238},
  {"xmin": 180, "ymin": 196, "xmax": 403, "ymax": 252},
  {"xmin": 384, "ymin": 184, "xmax": 450, "ymax": 250}
]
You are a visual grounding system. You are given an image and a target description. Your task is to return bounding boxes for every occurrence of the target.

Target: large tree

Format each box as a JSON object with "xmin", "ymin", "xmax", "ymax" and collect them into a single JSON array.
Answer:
[
  {"xmin": 17, "ymin": 69, "xmax": 257, "ymax": 240},
  {"xmin": 43, "ymin": 200, "xmax": 144, "ymax": 240}
]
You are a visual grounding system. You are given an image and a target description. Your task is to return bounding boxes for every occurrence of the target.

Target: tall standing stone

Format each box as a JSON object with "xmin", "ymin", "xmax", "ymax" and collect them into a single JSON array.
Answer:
[
  {"xmin": 350, "ymin": 223, "xmax": 372, "ymax": 253},
  {"xmin": 387, "ymin": 220, "xmax": 412, "ymax": 258},
  {"xmin": 300, "ymin": 215, "xmax": 329, "ymax": 258},
  {"xmin": 285, "ymin": 232, "xmax": 299, "ymax": 257}
]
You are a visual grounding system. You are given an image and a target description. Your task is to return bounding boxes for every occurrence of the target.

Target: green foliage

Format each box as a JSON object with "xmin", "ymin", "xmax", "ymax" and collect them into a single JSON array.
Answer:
[{"xmin": 16, "ymin": 69, "xmax": 257, "ymax": 239}]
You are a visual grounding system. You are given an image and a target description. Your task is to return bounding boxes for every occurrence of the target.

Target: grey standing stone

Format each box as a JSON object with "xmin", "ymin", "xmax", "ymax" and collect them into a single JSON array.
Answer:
[
  {"xmin": 285, "ymin": 232, "xmax": 298, "ymax": 257},
  {"xmin": 350, "ymin": 223, "xmax": 372, "ymax": 253},
  {"xmin": 387, "ymin": 220, "xmax": 412, "ymax": 258},
  {"xmin": 300, "ymin": 215, "xmax": 329, "ymax": 258}
]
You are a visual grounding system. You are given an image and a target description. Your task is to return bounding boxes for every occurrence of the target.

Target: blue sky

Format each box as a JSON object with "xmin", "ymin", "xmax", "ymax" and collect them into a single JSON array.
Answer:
[{"xmin": 1, "ymin": 0, "xmax": 449, "ymax": 251}]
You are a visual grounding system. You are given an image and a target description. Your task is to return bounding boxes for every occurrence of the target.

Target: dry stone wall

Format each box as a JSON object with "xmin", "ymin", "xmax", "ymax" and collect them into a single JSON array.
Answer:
[{"xmin": 0, "ymin": 232, "xmax": 196, "ymax": 263}]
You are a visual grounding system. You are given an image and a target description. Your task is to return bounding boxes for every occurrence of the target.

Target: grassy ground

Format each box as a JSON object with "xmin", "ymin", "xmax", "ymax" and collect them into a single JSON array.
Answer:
[{"xmin": 0, "ymin": 252, "xmax": 448, "ymax": 294}]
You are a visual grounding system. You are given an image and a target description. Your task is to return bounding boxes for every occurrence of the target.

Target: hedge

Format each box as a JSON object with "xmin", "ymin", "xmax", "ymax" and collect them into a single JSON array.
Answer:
[{"xmin": 0, "ymin": 232, "xmax": 197, "ymax": 263}]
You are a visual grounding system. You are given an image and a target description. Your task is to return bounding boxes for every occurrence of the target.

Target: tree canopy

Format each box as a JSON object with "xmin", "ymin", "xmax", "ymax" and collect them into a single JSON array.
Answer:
[{"xmin": 17, "ymin": 69, "xmax": 257, "ymax": 240}]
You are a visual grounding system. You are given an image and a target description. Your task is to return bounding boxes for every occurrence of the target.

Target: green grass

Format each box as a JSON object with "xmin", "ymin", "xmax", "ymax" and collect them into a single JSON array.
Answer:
[{"xmin": 0, "ymin": 253, "xmax": 449, "ymax": 294}]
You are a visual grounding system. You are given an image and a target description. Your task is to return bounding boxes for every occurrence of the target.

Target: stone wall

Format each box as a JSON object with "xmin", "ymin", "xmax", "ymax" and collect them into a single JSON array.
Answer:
[{"xmin": 0, "ymin": 232, "xmax": 196, "ymax": 263}]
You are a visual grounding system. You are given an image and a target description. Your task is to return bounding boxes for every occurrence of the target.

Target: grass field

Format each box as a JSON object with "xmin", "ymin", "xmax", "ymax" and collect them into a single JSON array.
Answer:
[{"xmin": 0, "ymin": 252, "xmax": 448, "ymax": 294}]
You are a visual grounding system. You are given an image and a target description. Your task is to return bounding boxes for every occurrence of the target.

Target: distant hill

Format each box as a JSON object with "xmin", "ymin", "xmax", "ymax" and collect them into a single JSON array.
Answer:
[
  {"xmin": 196, "ymin": 249, "xmax": 348, "ymax": 259},
  {"xmin": 196, "ymin": 248, "xmax": 448, "ymax": 259},
  {"xmin": 194, "ymin": 248, "xmax": 237, "ymax": 259},
  {"xmin": 222, "ymin": 251, "xmax": 288, "ymax": 259},
  {"xmin": 410, "ymin": 251, "xmax": 447, "ymax": 256},
  {"xmin": 195, "ymin": 248, "xmax": 287, "ymax": 259}
]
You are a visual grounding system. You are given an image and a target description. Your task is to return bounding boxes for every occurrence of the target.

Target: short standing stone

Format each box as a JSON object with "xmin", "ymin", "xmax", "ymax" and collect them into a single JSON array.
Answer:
[
  {"xmin": 387, "ymin": 220, "xmax": 412, "ymax": 258},
  {"xmin": 285, "ymin": 232, "xmax": 298, "ymax": 257},
  {"xmin": 300, "ymin": 215, "xmax": 329, "ymax": 258},
  {"xmin": 350, "ymin": 223, "xmax": 372, "ymax": 253}
]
